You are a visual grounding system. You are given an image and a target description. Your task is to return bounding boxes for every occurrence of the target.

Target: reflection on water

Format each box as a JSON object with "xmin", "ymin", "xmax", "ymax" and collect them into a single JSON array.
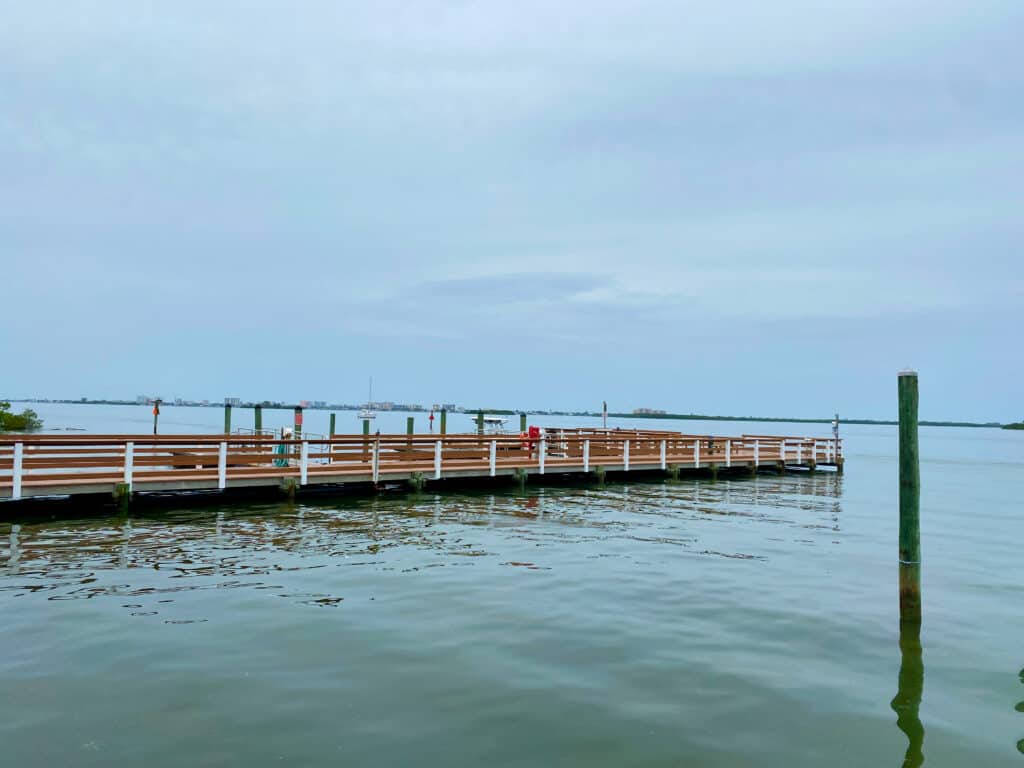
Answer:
[
  {"xmin": 1018, "ymin": 668, "xmax": 1024, "ymax": 755},
  {"xmin": 1, "ymin": 474, "xmax": 844, "ymax": 608},
  {"xmin": 892, "ymin": 620, "xmax": 925, "ymax": 767}
]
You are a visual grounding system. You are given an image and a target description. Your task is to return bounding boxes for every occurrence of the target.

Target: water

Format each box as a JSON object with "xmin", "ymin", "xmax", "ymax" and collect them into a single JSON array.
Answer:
[{"xmin": 2, "ymin": 404, "xmax": 1023, "ymax": 766}]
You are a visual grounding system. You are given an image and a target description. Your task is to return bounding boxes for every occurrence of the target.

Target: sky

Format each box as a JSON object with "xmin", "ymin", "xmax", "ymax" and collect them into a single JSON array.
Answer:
[{"xmin": 2, "ymin": 1, "xmax": 1022, "ymax": 421}]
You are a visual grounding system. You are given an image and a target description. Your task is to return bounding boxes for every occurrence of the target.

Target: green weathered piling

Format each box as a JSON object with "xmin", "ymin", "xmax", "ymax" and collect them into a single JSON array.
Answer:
[
  {"xmin": 409, "ymin": 472, "xmax": 425, "ymax": 492},
  {"xmin": 898, "ymin": 370, "xmax": 922, "ymax": 624},
  {"xmin": 363, "ymin": 419, "xmax": 370, "ymax": 436},
  {"xmin": 329, "ymin": 413, "xmax": 336, "ymax": 436},
  {"xmin": 407, "ymin": 416, "xmax": 414, "ymax": 435},
  {"xmin": 514, "ymin": 467, "xmax": 527, "ymax": 488},
  {"xmin": 254, "ymin": 405, "xmax": 263, "ymax": 432},
  {"xmin": 280, "ymin": 477, "xmax": 297, "ymax": 499},
  {"xmin": 440, "ymin": 409, "xmax": 447, "ymax": 434},
  {"xmin": 668, "ymin": 464, "xmax": 680, "ymax": 480},
  {"xmin": 520, "ymin": 413, "xmax": 527, "ymax": 433},
  {"xmin": 224, "ymin": 403, "xmax": 232, "ymax": 434},
  {"xmin": 477, "ymin": 410, "xmax": 484, "ymax": 434},
  {"xmin": 114, "ymin": 482, "xmax": 131, "ymax": 511},
  {"xmin": 294, "ymin": 406, "xmax": 303, "ymax": 440},
  {"xmin": 594, "ymin": 466, "xmax": 606, "ymax": 485}
]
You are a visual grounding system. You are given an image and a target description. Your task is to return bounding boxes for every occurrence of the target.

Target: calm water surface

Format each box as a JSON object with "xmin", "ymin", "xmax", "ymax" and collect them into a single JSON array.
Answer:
[{"xmin": 2, "ymin": 405, "xmax": 1023, "ymax": 766}]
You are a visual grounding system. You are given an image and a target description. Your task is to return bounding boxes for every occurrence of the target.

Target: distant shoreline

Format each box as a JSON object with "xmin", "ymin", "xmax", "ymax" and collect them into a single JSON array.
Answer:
[{"xmin": 3, "ymin": 398, "xmax": 1006, "ymax": 429}]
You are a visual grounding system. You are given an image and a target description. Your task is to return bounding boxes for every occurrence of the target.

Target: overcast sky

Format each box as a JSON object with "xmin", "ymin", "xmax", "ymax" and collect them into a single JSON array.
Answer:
[{"xmin": 2, "ymin": 1, "xmax": 1021, "ymax": 420}]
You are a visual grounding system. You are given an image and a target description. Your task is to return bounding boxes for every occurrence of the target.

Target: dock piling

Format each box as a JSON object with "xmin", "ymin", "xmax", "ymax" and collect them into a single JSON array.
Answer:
[
  {"xmin": 294, "ymin": 406, "xmax": 303, "ymax": 440},
  {"xmin": 407, "ymin": 416, "xmax": 414, "ymax": 435},
  {"xmin": 898, "ymin": 370, "xmax": 922, "ymax": 624},
  {"xmin": 329, "ymin": 413, "xmax": 336, "ymax": 436},
  {"xmin": 409, "ymin": 472, "xmax": 425, "ymax": 492},
  {"xmin": 113, "ymin": 482, "xmax": 131, "ymax": 511},
  {"xmin": 224, "ymin": 404, "xmax": 232, "ymax": 434},
  {"xmin": 476, "ymin": 410, "xmax": 484, "ymax": 435},
  {"xmin": 362, "ymin": 419, "xmax": 370, "ymax": 436},
  {"xmin": 440, "ymin": 409, "xmax": 447, "ymax": 435},
  {"xmin": 520, "ymin": 413, "xmax": 527, "ymax": 433},
  {"xmin": 254, "ymin": 405, "xmax": 262, "ymax": 432}
]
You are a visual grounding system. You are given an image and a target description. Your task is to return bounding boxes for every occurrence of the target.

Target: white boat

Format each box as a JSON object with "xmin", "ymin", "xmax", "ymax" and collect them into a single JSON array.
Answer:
[
  {"xmin": 474, "ymin": 414, "xmax": 509, "ymax": 433},
  {"xmin": 358, "ymin": 378, "xmax": 377, "ymax": 420}
]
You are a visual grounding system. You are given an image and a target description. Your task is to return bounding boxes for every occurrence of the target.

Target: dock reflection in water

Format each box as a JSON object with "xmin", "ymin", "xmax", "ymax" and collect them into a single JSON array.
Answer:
[{"xmin": 1, "ymin": 474, "xmax": 844, "ymax": 607}]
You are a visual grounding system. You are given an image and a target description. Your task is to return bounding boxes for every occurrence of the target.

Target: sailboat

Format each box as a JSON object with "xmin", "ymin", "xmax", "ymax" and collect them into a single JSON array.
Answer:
[{"xmin": 357, "ymin": 377, "xmax": 377, "ymax": 420}]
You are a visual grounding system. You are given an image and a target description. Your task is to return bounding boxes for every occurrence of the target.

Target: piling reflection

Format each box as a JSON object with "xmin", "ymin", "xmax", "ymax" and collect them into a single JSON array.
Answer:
[
  {"xmin": 891, "ymin": 619, "xmax": 925, "ymax": 767},
  {"xmin": 1017, "ymin": 667, "xmax": 1024, "ymax": 755}
]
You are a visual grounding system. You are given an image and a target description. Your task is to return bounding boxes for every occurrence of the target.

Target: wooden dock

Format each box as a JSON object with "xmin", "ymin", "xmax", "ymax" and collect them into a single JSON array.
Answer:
[{"xmin": 0, "ymin": 428, "xmax": 843, "ymax": 504}]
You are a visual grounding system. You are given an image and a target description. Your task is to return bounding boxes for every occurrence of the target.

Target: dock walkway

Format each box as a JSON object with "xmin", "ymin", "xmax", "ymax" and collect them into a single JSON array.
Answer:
[{"xmin": 0, "ymin": 428, "xmax": 843, "ymax": 503}]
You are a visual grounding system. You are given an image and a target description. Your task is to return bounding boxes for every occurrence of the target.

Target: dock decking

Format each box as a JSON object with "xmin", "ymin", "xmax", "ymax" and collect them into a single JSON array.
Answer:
[{"xmin": 0, "ymin": 428, "xmax": 843, "ymax": 503}]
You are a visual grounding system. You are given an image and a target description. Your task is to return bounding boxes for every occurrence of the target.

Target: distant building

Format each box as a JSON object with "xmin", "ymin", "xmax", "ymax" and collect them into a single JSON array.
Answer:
[
  {"xmin": 633, "ymin": 407, "xmax": 667, "ymax": 415},
  {"xmin": 136, "ymin": 395, "xmax": 149, "ymax": 404},
  {"xmin": 442, "ymin": 403, "xmax": 457, "ymax": 411},
  {"xmin": 312, "ymin": 400, "xmax": 327, "ymax": 408},
  {"xmin": 225, "ymin": 397, "xmax": 242, "ymax": 406}
]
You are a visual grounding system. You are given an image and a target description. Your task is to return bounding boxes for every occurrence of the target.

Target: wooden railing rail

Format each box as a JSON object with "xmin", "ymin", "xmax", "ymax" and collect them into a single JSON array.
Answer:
[{"xmin": 0, "ymin": 429, "xmax": 843, "ymax": 500}]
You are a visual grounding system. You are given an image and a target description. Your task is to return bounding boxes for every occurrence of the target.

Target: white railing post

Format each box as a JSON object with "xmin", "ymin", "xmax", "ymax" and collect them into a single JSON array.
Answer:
[
  {"xmin": 624, "ymin": 439, "xmax": 630, "ymax": 471},
  {"xmin": 754, "ymin": 440, "xmax": 760, "ymax": 466},
  {"xmin": 660, "ymin": 439, "xmax": 666, "ymax": 470},
  {"xmin": 797, "ymin": 442, "xmax": 803, "ymax": 464},
  {"xmin": 300, "ymin": 441, "xmax": 309, "ymax": 485},
  {"xmin": 12, "ymin": 442, "xmax": 23, "ymax": 501},
  {"xmin": 218, "ymin": 441, "xmax": 227, "ymax": 489},
  {"xmin": 372, "ymin": 440, "xmax": 380, "ymax": 483},
  {"xmin": 779, "ymin": 440, "xmax": 786, "ymax": 462},
  {"xmin": 725, "ymin": 439, "xmax": 731, "ymax": 468},
  {"xmin": 694, "ymin": 439, "xmax": 700, "ymax": 468},
  {"xmin": 583, "ymin": 439, "xmax": 590, "ymax": 472},
  {"xmin": 434, "ymin": 440, "xmax": 442, "ymax": 479},
  {"xmin": 124, "ymin": 441, "xmax": 134, "ymax": 491},
  {"xmin": 539, "ymin": 438, "xmax": 546, "ymax": 475},
  {"xmin": 489, "ymin": 440, "xmax": 497, "ymax": 477}
]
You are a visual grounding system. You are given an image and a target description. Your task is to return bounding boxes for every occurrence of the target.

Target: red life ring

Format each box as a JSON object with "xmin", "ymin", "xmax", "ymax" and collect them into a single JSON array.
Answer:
[{"xmin": 520, "ymin": 431, "xmax": 530, "ymax": 450}]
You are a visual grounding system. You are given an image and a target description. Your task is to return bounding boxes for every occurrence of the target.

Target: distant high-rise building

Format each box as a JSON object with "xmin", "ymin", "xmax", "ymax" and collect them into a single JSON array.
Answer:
[{"xmin": 225, "ymin": 397, "xmax": 242, "ymax": 406}]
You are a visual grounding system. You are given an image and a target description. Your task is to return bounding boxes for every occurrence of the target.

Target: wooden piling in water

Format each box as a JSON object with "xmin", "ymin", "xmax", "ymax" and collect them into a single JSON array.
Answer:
[
  {"xmin": 362, "ymin": 419, "xmax": 370, "ymax": 436},
  {"xmin": 440, "ymin": 409, "xmax": 447, "ymax": 435},
  {"xmin": 407, "ymin": 416, "xmax": 414, "ymax": 434},
  {"xmin": 254, "ymin": 405, "xmax": 263, "ymax": 432},
  {"xmin": 329, "ymin": 413, "xmax": 336, "ymax": 436},
  {"xmin": 477, "ymin": 410, "xmax": 484, "ymax": 435},
  {"xmin": 898, "ymin": 369, "xmax": 922, "ymax": 624},
  {"xmin": 520, "ymin": 413, "xmax": 527, "ymax": 433},
  {"xmin": 294, "ymin": 406, "xmax": 303, "ymax": 440},
  {"xmin": 224, "ymin": 404, "xmax": 232, "ymax": 434}
]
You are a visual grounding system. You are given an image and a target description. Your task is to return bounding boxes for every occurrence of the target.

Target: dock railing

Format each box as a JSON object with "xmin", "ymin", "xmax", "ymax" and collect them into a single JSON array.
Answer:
[{"xmin": 0, "ymin": 431, "xmax": 842, "ymax": 501}]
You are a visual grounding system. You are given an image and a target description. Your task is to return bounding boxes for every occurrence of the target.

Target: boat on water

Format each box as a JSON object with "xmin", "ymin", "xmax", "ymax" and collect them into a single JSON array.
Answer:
[
  {"xmin": 474, "ymin": 414, "xmax": 509, "ymax": 433},
  {"xmin": 358, "ymin": 377, "xmax": 377, "ymax": 420}
]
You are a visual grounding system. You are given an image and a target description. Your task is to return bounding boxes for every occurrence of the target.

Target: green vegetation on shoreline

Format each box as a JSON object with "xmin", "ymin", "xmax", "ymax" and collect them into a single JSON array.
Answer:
[
  {"xmin": 0, "ymin": 401, "xmax": 42, "ymax": 431},
  {"xmin": 3, "ymin": 397, "xmax": 1008, "ymax": 429}
]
